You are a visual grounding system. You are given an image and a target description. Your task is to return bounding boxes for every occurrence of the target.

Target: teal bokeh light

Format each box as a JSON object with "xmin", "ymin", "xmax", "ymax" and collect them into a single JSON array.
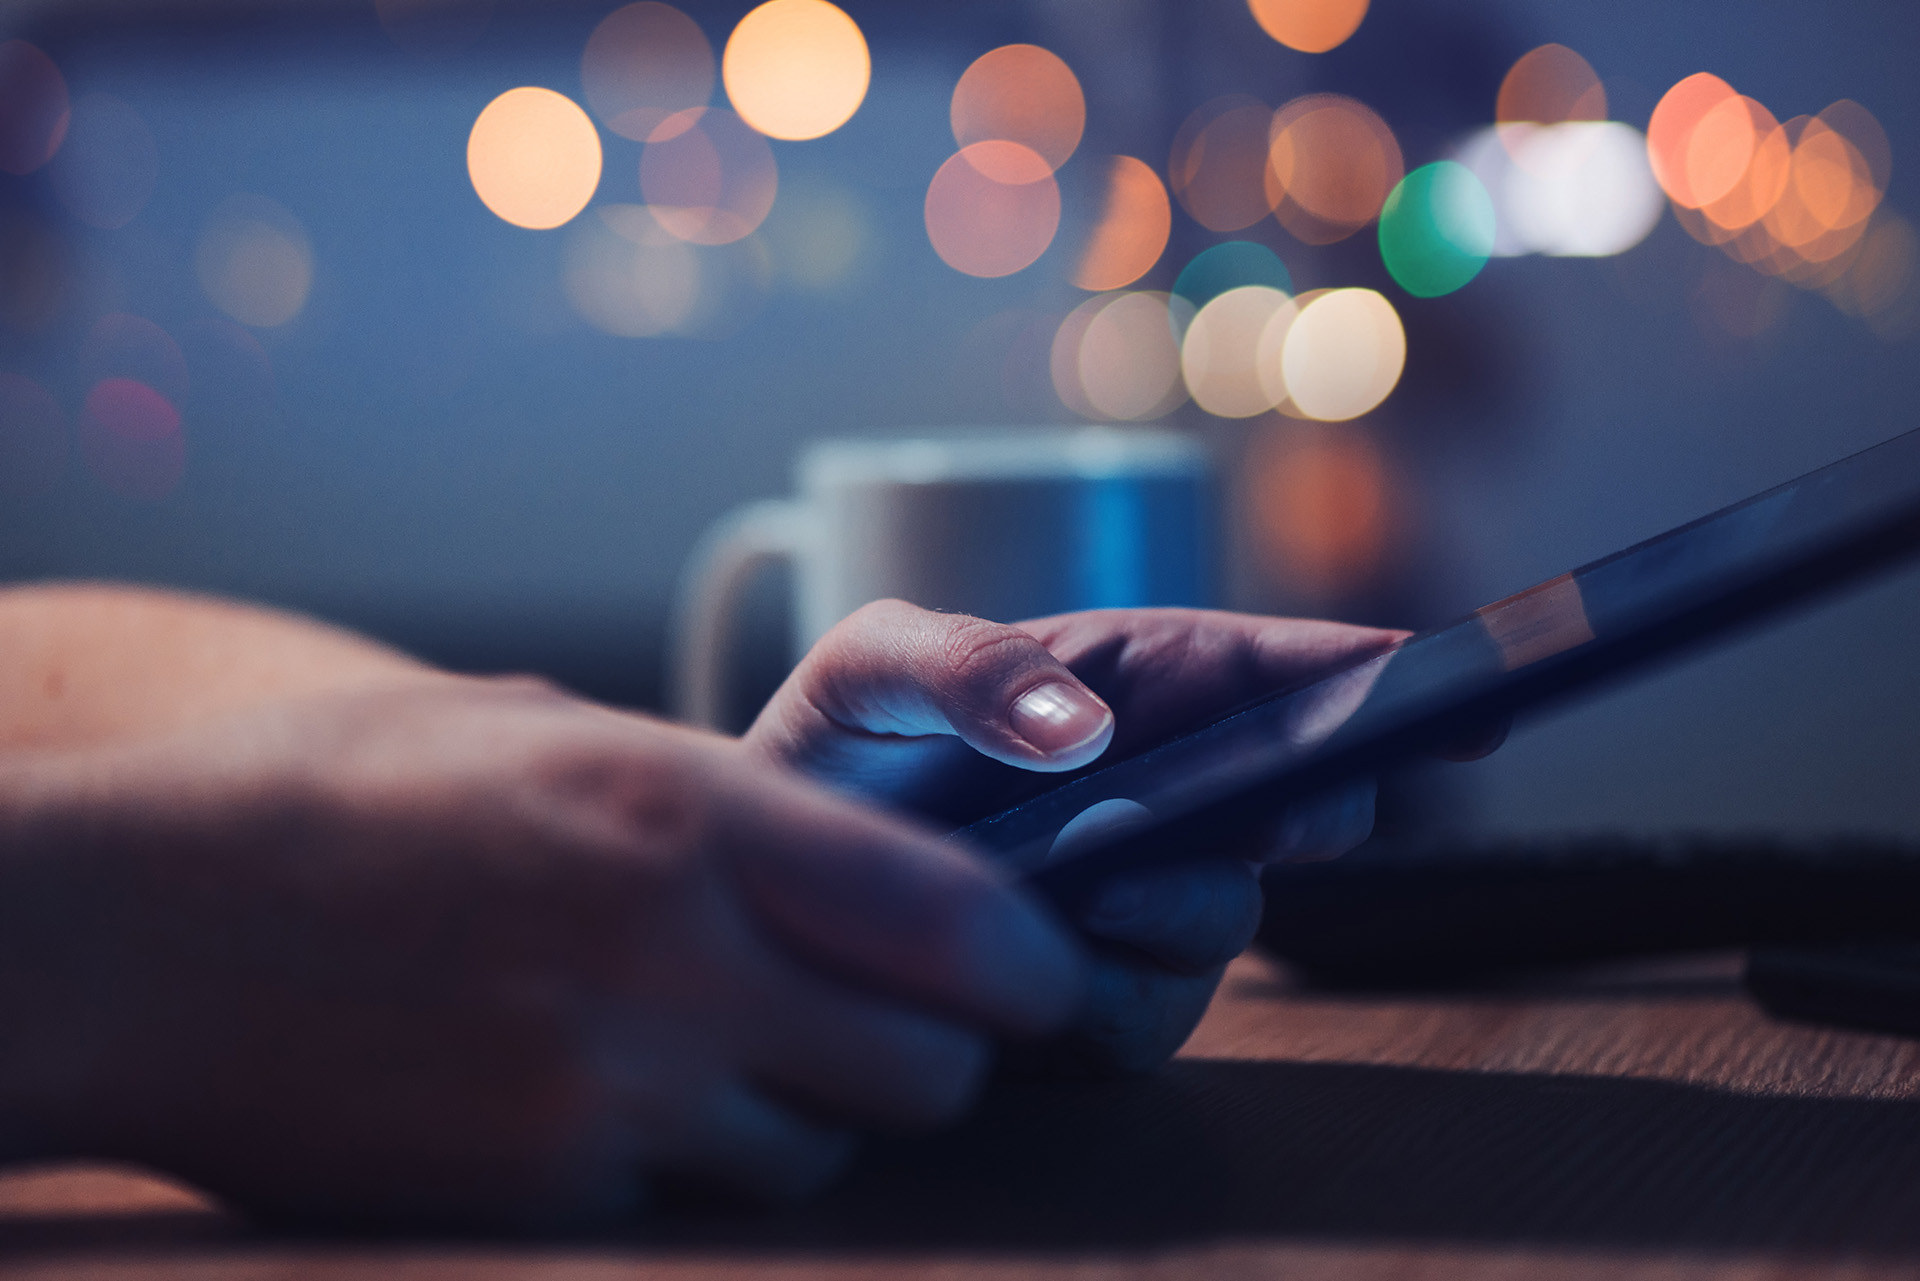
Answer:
[
  {"xmin": 1378, "ymin": 161, "xmax": 1496, "ymax": 298},
  {"xmin": 1172, "ymin": 241, "xmax": 1293, "ymax": 312}
]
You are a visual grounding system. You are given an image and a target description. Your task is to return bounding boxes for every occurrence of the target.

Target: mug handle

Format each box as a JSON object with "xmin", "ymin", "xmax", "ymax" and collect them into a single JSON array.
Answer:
[{"xmin": 668, "ymin": 498, "xmax": 807, "ymax": 729}]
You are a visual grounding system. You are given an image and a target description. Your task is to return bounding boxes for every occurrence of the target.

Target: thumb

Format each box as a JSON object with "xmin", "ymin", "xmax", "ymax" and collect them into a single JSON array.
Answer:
[{"xmin": 765, "ymin": 599, "xmax": 1115, "ymax": 772}]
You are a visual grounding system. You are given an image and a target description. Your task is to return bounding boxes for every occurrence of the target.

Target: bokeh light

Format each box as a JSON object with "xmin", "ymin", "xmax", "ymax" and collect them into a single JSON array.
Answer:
[
  {"xmin": 1647, "ymin": 72, "xmax": 1738, "ymax": 209},
  {"xmin": 1182, "ymin": 284, "xmax": 1293, "ymax": 418},
  {"xmin": 0, "ymin": 39, "xmax": 69, "ymax": 176},
  {"xmin": 1050, "ymin": 295, "xmax": 1106, "ymax": 418},
  {"xmin": 1503, "ymin": 122, "xmax": 1664, "ymax": 257},
  {"xmin": 925, "ymin": 141, "xmax": 1060, "ymax": 278},
  {"xmin": 1073, "ymin": 156, "xmax": 1171, "ymax": 291},
  {"xmin": 1077, "ymin": 292, "xmax": 1187, "ymax": 420},
  {"xmin": 1170, "ymin": 96, "xmax": 1277, "ymax": 234},
  {"xmin": 1266, "ymin": 94, "xmax": 1403, "ymax": 244},
  {"xmin": 722, "ymin": 0, "xmax": 869, "ymax": 142},
  {"xmin": 1496, "ymin": 44, "xmax": 1606, "ymax": 158},
  {"xmin": 1249, "ymin": 421, "xmax": 1391, "ymax": 599},
  {"xmin": 565, "ymin": 204, "xmax": 702, "ymax": 337},
  {"xmin": 0, "ymin": 372, "xmax": 66, "ymax": 497},
  {"xmin": 195, "ymin": 194, "xmax": 315, "ymax": 328},
  {"xmin": 1378, "ymin": 161, "xmax": 1494, "ymax": 296},
  {"xmin": 583, "ymin": 3, "xmax": 714, "ymax": 142},
  {"xmin": 1680, "ymin": 95, "xmax": 1782, "ymax": 232},
  {"xmin": 1172, "ymin": 240, "xmax": 1292, "ymax": 315},
  {"xmin": 48, "ymin": 95, "xmax": 158, "ymax": 231},
  {"xmin": 951, "ymin": 44, "xmax": 1084, "ymax": 175},
  {"xmin": 1818, "ymin": 100, "xmax": 1892, "ymax": 197},
  {"xmin": 1279, "ymin": 287, "xmax": 1404, "ymax": 422},
  {"xmin": 0, "ymin": 207, "xmax": 66, "ymax": 334},
  {"xmin": 468, "ymin": 86, "xmax": 601, "ymax": 230},
  {"xmin": 79, "ymin": 376, "xmax": 183, "ymax": 501},
  {"xmin": 761, "ymin": 173, "xmax": 869, "ymax": 290},
  {"xmin": 81, "ymin": 313, "xmax": 189, "ymax": 405},
  {"xmin": 1827, "ymin": 212, "xmax": 1916, "ymax": 335},
  {"xmin": 641, "ymin": 106, "xmax": 777, "ymax": 245},
  {"xmin": 1245, "ymin": 0, "xmax": 1369, "ymax": 54}
]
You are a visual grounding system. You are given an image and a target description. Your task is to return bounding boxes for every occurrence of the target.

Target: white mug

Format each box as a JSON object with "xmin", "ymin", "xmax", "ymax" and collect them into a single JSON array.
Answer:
[{"xmin": 668, "ymin": 427, "xmax": 1216, "ymax": 727}]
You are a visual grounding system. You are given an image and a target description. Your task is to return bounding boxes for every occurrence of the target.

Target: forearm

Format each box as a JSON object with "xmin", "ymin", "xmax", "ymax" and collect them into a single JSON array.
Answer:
[{"xmin": 0, "ymin": 583, "xmax": 433, "ymax": 751}]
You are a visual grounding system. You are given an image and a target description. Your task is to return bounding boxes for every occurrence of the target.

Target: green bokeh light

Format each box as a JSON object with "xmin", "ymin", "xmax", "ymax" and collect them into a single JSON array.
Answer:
[{"xmin": 1378, "ymin": 161, "xmax": 1496, "ymax": 298}]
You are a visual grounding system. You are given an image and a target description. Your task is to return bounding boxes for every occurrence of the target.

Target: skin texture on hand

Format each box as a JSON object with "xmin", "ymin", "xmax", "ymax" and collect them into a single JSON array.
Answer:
[
  {"xmin": 0, "ymin": 676, "xmax": 1082, "ymax": 1228},
  {"xmin": 745, "ymin": 601, "xmax": 1408, "ymax": 1074}
]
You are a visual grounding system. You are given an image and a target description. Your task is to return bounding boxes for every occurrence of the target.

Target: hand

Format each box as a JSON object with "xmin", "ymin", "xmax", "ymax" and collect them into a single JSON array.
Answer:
[
  {"xmin": 0, "ymin": 676, "xmax": 1082, "ymax": 1227},
  {"xmin": 744, "ymin": 601, "xmax": 1407, "ymax": 1074}
]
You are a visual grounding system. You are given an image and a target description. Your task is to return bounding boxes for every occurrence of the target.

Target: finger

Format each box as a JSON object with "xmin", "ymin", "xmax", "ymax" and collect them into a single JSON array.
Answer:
[
  {"xmin": 1265, "ymin": 778, "xmax": 1377, "ymax": 863},
  {"xmin": 655, "ymin": 1079, "xmax": 856, "ymax": 1205},
  {"xmin": 762, "ymin": 599, "xmax": 1116, "ymax": 773},
  {"xmin": 1076, "ymin": 859, "xmax": 1263, "ymax": 974},
  {"xmin": 1013, "ymin": 609, "xmax": 1409, "ymax": 752},
  {"xmin": 712, "ymin": 756, "xmax": 1085, "ymax": 1037},
  {"xmin": 746, "ymin": 971, "xmax": 992, "ymax": 1131}
]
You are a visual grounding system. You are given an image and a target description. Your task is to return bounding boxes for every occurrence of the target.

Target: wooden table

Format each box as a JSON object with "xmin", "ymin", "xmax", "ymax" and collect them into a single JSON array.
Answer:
[{"xmin": 5, "ymin": 950, "xmax": 1920, "ymax": 1280}]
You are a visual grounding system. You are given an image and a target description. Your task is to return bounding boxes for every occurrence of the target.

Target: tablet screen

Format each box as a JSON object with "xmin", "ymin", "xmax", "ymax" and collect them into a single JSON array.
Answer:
[{"xmin": 961, "ymin": 426, "xmax": 1920, "ymax": 875}]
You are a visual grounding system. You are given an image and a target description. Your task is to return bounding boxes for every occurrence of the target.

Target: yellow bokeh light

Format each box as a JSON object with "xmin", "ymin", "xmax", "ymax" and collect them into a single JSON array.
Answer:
[
  {"xmin": 641, "ymin": 107, "xmax": 778, "ymax": 245},
  {"xmin": 1170, "ymin": 96, "xmax": 1276, "ymax": 233},
  {"xmin": 1181, "ymin": 285, "xmax": 1293, "ymax": 419},
  {"xmin": 194, "ymin": 194, "xmax": 314, "ymax": 328},
  {"xmin": 1078, "ymin": 292, "xmax": 1187, "ymax": 420},
  {"xmin": 1246, "ymin": 0, "xmax": 1369, "ymax": 54},
  {"xmin": 565, "ymin": 205, "xmax": 703, "ymax": 338},
  {"xmin": 1266, "ymin": 94, "xmax": 1402, "ymax": 244},
  {"xmin": 1280, "ymin": 288, "xmax": 1405, "ymax": 422},
  {"xmin": 950, "ymin": 44, "xmax": 1085, "ymax": 174},
  {"xmin": 582, "ymin": 2, "xmax": 714, "ymax": 142},
  {"xmin": 925, "ymin": 141, "xmax": 1060, "ymax": 278},
  {"xmin": 1072, "ymin": 155, "xmax": 1172, "ymax": 291},
  {"xmin": 467, "ymin": 86, "xmax": 602, "ymax": 230},
  {"xmin": 722, "ymin": 0, "xmax": 869, "ymax": 142}
]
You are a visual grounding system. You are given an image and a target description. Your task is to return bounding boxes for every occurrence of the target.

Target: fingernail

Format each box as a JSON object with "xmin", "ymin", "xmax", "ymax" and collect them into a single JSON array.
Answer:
[
  {"xmin": 1009, "ymin": 682, "xmax": 1113, "ymax": 758},
  {"xmin": 1085, "ymin": 879, "xmax": 1146, "ymax": 930}
]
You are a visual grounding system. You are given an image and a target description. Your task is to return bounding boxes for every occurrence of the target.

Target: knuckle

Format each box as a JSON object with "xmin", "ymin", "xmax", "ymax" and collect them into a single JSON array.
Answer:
[{"xmin": 939, "ymin": 616, "xmax": 1045, "ymax": 692}]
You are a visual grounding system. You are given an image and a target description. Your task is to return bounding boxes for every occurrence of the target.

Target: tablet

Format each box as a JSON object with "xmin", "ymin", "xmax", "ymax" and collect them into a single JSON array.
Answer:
[{"xmin": 959, "ymin": 426, "xmax": 1920, "ymax": 897}]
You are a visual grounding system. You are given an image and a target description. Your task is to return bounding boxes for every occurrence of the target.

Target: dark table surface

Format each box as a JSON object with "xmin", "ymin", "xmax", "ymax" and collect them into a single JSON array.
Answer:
[{"xmin": 5, "ymin": 949, "xmax": 1919, "ymax": 1279}]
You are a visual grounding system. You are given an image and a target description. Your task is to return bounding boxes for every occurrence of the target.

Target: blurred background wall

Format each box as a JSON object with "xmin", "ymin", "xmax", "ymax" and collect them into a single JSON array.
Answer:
[{"xmin": 1, "ymin": 0, "xmax": 1915, "ymax": 838}]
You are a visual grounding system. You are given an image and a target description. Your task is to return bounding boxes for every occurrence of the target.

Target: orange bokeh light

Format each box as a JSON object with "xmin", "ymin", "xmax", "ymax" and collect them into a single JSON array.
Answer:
[
  {"xmin": 1266, "ymin": 94, "xmax": 1403, "ymax": 244},
  {"xmin": 1496, "ymin": 43, "xmax": 1606, "ymax": 167},
  {"xmin": 951, "ymin": 44, "xmax": 1084, "ymax": 175},
  {"xmin": 582, "ymin": 2, "xmax": 714, "ymax": 142},
  {"xmin": 1246, "ymin": 0, "xmax": 1369, "ymax": 54},
  {"xmin": 925, "ymin": 141, "xmax": 1060, "ymax": 278},
  {"xmin": 1249, "ymin": 423, "xmax": 1391, "ymax": 599},
  {"xmin": 1170, "ymin": 96, "xmax": 1276, "ymax": 233},
  {"xmin": 722, "ymin": 0, "xmax": 869, "ymax": 141},
  {"xmin": 1072, "ymin": 156, "xmax": 1172, "ymax": 291},
  {"xmin": 641, "ymin": 107, "xmax": 777, "ymax": 245},
  {"xmin": 1647, "ymin": 72, "xmax": 1737, "ymax": 208},
  {"xmin": 1697, "ymin": 98, "xmax": 1788, "ymax": 235},
  {"xmin": 467, "ymin": 86, "xmax": 602, "ymax": 230}
]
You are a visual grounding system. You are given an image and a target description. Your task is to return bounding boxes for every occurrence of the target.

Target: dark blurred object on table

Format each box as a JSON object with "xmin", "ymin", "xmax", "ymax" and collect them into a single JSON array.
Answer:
[{"xmin": 1260, "ymin": 831, "xmax": 1920, "ymax": 989}]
